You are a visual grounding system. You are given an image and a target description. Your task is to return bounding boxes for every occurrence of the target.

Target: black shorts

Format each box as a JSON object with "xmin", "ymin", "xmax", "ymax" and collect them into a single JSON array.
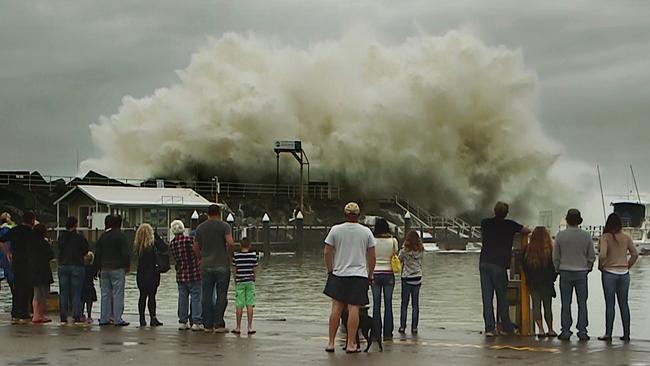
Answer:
[{"xmin": 323, "ymin": 274, "xmax": 369, "ymax": 306}]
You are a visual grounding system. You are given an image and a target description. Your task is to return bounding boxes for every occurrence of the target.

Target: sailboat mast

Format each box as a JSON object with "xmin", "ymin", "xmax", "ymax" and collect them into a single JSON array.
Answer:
[
  {"xmin": 630, "ymin": 165, "xmax": 642, "ymax": 203},
  {"xmin": 597, "ymin": 165, "xmax": 607, "ymax": 222}
]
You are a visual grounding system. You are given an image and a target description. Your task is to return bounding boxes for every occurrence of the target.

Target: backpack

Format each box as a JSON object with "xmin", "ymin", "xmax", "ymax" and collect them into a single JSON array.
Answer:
[{"xmin": 154, "ymin": 236, "xmax": 171, "ymax": 273}]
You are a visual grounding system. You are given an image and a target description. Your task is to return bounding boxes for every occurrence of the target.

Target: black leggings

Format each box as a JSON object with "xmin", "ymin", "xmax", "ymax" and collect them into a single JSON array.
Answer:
[{"xmin": 138, "ymin": 287, "xmax": 158, "ymax": 319}]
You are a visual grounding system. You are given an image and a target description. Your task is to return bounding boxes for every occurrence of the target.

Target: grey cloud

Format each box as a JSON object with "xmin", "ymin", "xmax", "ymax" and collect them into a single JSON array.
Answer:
[{"xmin": 1, "ymin": 0, "xmax": 649, "ymax": 203}]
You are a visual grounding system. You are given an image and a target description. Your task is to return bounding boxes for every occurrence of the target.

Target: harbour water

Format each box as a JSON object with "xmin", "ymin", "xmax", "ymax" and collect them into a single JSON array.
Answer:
[{"xmin": 1, "ymin": 251, "xmax": 649, "ymax": 339}]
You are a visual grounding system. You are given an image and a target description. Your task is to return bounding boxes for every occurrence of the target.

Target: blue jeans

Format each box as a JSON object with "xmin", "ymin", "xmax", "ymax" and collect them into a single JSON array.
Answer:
[
  {"xmin": 371, "ymin": 273, "xmax": 395, "ymax": 337},
  {"xmin": 602, "ymin": 271, "xmax": 630, "ymax": 337},
  {"xmin": 58, "ymin": 265, "xmax": 85, "ymax": 322},
  {"xmin": 400, "ymin": 280, "xmax": 421, "ymax": 330},
  {"xmin": 479, "ymin": 262, "xmax": 514, "ymax": 332},
  {"xmin": 201, "ymin": 269, "xmax": 230, "ymax": 329},
  {"xmin": 178, "ymin": 281, "xmax": 202, "ymax": 324},
  {"xmin": 100, "ymin": 269, "xmax": 126, "ymax": 324},
  {"xmin": 559, "ymin": 270, "xmax": 589, "ymax": 337}
]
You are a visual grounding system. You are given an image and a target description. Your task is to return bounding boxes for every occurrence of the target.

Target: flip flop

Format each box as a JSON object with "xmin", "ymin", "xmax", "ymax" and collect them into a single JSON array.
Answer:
[
  {"xmin": 325, "ymin": 348, "xmax": 335, "ymax": 353},
  {"xmin": 231, "ymin": 330, "xmax": 241, "ymax": 334},
  {"xmin": 247, "ymin": 330, "xmax": 256, "ymax": 335},
  {"xmin": 345, "ymin": 349, "xmax": 361, "ymax": 354}
]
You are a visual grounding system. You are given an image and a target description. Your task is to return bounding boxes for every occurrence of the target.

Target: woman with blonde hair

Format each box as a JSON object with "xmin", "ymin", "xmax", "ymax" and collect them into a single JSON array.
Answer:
[
  {"xmin": 134, "ymin": 223, "xmax": 162, "ymax": 327},
  {"xmin": 398, "ymin": 230, "xmax": 424, "ymax": 334},
  {"xmin": 522, "ymin": 226, "xmax": 557, "ymax": 337}
]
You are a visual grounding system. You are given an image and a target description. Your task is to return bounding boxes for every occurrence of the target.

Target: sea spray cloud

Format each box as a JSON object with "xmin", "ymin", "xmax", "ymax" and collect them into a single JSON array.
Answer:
[{"xmin": 82, "ymin": 30, "xmax": 582, "ymax": 218}]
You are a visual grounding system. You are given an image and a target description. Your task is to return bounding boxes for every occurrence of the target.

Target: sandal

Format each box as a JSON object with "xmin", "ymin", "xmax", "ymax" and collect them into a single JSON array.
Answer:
[
  {"xmin": 231, "ymin": 329, "xmax": 241, "ymax": 335},
  {"xmin": 546, "ymin": 332, "xmax": 557, "ymax": 337},
  {"xmin": 325, "ymin": 347, "xmax": 335, "ymax": 353},
  {"xmin": 345, "ymin": 349, "xmax": 361, "ymax": 354},
  {"xmin": 247, "ymin": 330, "xmax": 256, "ymax": 335},
  {"xmin": 536, "ymin": 333, "xmax": 547, "ymax": 338}
]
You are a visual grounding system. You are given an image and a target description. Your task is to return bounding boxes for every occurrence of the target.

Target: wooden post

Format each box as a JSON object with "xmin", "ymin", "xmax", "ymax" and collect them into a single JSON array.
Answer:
[
  {"xmin": 519, "ymin": 233, "xmax": 532, "ymax": 336},
  {"xmin": 262, "ymin": 213, "xmax": 271, "ymax": 260}
]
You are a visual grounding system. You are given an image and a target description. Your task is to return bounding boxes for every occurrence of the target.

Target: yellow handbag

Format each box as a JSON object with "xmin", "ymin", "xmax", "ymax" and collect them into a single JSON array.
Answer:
[{"xmin": 391, "ymin": 238, "xmax": 402, "ymax": 274}]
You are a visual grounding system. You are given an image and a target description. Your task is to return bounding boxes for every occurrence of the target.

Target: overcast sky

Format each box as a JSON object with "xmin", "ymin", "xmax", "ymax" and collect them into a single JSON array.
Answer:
[{"xmin": 1, "ymin": 0, "xmax": 649, "ymax": 203}]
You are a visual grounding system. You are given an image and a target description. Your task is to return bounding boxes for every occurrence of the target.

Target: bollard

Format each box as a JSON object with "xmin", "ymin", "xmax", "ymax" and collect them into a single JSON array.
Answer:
[
  {"xmin": 227, "ymin": 213, "xmax": 235, "ymax": 241},
  {"xmin": 295, "ymin": 211, "xmax": 304, "ymax": 256},
  {"xmin": 404, "ymin": 211, "xmax": 412, "ymax": 241},
  {"xmin": 262, "ymin": 213, "xmax": 271, "ymax": 260},
  {"xmin": 190, "ymin": 210, "xmax": 199, "ymax": 232}
]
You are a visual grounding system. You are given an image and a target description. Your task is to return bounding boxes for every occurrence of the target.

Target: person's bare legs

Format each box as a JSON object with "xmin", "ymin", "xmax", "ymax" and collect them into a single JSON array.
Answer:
[
  {"xmin": 346, "ymin": 305, "xmax": 360, "ymax": 352},
  {"xmin": 234, "ymin": 308, "xmax": 243, "ymax": 333},
  {"xmin": 246, "ymin": 306, "xmax": 254, "ymax": 333},
  {"xmin": 535, "ymin": 319, "xmax": 545, "ymax": 335},
  {"xmin": 328, "ymin": 300, "xmax": 345, "ymax": 350}
]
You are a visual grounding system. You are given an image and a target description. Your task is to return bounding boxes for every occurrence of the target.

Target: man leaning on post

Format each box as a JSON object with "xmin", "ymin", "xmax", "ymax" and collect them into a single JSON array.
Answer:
[{"xmin": 479, "ymin": 201, "xmax": 530, "ymax": 337}]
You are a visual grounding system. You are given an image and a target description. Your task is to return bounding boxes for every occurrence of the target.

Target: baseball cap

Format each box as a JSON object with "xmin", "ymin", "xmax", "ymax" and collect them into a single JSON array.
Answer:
[{"xmin": 344, "ymin": 202, "xmax": 361, "ymax": 215}]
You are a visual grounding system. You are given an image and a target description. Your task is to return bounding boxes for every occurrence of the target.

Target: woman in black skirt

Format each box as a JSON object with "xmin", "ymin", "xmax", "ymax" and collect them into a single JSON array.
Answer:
[{"xmin": 134, "ymin": 224, "xmax": 162, "ymax": 327}]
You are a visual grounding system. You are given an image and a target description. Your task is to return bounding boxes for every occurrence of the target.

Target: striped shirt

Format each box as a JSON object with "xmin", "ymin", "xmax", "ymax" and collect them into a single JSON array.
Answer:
[{"xmin": 232, "ymin": 251, "xmax": 258, "ymax": 283}]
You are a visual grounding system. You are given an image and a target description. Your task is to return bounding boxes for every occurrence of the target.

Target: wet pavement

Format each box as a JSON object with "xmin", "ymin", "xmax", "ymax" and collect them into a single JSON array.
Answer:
[{"xmin": 1, "ymin": 314, "xmax": 649, "ymax": 366}]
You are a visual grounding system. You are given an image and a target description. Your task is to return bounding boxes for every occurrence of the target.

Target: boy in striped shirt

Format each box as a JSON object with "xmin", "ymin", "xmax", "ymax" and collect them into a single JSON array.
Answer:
[{"xmin": 231, "ymin": 237, "xmax": 258, "ymax": 335}]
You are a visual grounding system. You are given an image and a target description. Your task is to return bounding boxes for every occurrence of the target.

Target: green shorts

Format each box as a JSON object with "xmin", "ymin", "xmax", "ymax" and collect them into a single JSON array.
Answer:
[{"xmin": 235, "ymin": 282, "xmax": 256, "ymax": 308}]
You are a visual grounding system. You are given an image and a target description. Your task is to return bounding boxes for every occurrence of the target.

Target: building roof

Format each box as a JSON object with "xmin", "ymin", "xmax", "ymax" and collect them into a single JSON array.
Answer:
[
  {"xmin": 611, "ymin": 200, "xmax": 649, "ymax": 206},
  {"xmin": 54, "ymin": 185, "xmax": 218, "ymax": 207}
]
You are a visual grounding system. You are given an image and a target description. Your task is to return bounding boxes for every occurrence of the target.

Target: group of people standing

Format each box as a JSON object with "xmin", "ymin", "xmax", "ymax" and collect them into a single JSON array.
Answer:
[
  {"xmin": 0, "ymin": 200, "xmax": 642, "ymax": 348},
  {"xmin": 0, "ymin": 212, "xmax": 59, "ymax": 323},
  {"xmin": 0, "ymin": 204, "xmax": 258, "ymax": 334},
  {"xmin": 479, "ymin": 202, "xmax": 639, "ymax": 342},
  {"xmin": 323, "ymin": 202, "xmax": 424, "ymax": 353}
]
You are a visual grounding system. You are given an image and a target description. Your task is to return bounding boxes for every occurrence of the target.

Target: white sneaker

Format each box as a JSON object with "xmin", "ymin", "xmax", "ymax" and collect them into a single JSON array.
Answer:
[
  {"xmin": 178, "ymin": 323, "xmax": 189, "ymax": 330},
  {"xmin": 191, "ymin": 324, "xmax": 204, "ymax": 332}
]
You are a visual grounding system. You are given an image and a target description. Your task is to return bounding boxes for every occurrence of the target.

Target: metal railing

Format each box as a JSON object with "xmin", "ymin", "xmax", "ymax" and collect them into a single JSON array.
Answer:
[
  {"xmin": 0, "ymin": 172, "xmax": 341, "ymax": 200},
  {"xmin": 392, "ymin": 195, "xmax": 481, "ymax": 239}
]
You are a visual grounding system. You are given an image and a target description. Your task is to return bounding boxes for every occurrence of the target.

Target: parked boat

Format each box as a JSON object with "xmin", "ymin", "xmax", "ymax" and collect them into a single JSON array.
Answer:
[{"xmin": 611, "ymin": 200, "xmax": 650, "ymax": 255}]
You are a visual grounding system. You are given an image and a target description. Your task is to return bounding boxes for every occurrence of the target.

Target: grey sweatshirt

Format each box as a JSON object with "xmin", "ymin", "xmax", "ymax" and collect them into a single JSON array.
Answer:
[{"xmin": 552, "ymin": 227, "xmax": 596, "ymax": 272}]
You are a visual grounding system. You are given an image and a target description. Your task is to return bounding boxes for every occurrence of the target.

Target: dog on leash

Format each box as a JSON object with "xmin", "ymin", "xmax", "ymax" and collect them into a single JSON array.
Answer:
[{"xmin": 341, "ymin": 306, "xmax": 383, "ymax": 352}]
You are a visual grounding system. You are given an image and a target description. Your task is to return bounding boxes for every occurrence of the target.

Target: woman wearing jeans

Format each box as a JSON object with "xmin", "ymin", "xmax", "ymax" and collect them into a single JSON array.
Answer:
[
  {"xmin": 598, "ymin": 213, "xmax": 639, "ymax": 342},
  {"xmin": 371, "ymin": 218, "xmax": 397, "ymax": 340},
  {"xmin": 398, "ymin": 230, "xmax": 424, "ymax": 334}
]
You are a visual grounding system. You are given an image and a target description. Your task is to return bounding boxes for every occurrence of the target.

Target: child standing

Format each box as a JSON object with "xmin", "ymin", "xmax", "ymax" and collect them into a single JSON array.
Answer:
[
  {"xmin": 81, "ymin": 252, "xmax": 98, "ymax": 323},
  {"xmin": 398, "ymin": 230, "xmax": 424, "ymax": 334},
  {"xmin": 231, "ymin": 237, "xmax": 258, "ymax": 335}
]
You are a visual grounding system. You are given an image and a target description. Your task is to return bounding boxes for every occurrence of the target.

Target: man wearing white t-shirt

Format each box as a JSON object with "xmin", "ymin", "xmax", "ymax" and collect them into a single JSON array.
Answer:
[{"xmin": 323, "ymin": 202, "xmax": 376, "ymax": 354}]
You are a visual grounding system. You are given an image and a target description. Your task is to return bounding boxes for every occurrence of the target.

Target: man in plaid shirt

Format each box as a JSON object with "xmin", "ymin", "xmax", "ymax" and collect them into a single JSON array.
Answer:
[{"xmin": 169, "ymin": 220, "xmax": 203, "ymax": 331}]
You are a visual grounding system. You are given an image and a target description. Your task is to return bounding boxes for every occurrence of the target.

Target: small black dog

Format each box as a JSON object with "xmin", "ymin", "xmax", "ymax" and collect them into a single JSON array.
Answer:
[{"xmin": 341, "ymin": 306, "xmax": 383, "ymax": 352}]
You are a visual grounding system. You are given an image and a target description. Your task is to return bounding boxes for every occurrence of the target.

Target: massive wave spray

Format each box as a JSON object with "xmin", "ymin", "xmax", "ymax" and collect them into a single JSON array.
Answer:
[{"xmin": 82, "ymin": 31, "xmax": 580, "ymax": 219}]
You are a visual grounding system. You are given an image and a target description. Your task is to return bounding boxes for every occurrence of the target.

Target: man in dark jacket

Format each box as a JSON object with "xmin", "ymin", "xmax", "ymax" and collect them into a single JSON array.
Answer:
[
  {"xmin": 95, "ymin": 215, "xmax": 130, "ymax": 326},
  {"xmin": 0, "ymin": 212, "xmax": 37, "ymax": 322},
  {"xmin": 57, "ymin": 216, "xmax": 89, "ymax": 323}
]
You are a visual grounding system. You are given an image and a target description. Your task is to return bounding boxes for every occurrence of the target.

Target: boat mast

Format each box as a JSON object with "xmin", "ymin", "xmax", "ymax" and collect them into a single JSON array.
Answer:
[
  {"xmin": 597, "ymin": 165, "xmax": 607, "ymax": 222},
  {"xmin": 630, "ymin": 165, "xmax": 642, "ymax": 203}
]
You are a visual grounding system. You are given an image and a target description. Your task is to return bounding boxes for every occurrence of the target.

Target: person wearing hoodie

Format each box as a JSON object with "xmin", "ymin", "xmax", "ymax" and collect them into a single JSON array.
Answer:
[{"xmin": 57, "ymin": 216, "xmax": 89, "ymax": 324}]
